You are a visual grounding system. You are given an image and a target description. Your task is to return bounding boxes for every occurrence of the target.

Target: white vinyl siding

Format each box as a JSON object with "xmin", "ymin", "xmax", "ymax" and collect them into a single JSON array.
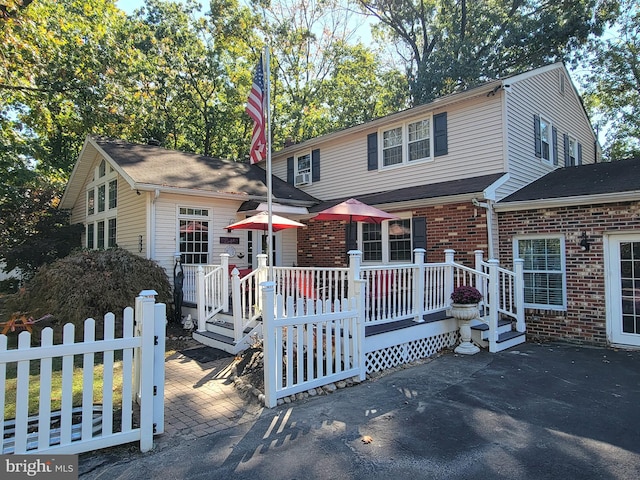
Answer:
[
  {"xmin": 271, "ymin": 94, "xmax": 505, "ymax": 200},
  {"xmin": 498, "ymin": 64, "xmax": 598, "ymax": 200}
]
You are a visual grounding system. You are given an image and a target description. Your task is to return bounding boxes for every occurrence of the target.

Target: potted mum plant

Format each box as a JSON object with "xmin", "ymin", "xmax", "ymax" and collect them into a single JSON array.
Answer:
[{"xmin": 450, "ymin": 285, "xmax": 482, "ymax": 355}]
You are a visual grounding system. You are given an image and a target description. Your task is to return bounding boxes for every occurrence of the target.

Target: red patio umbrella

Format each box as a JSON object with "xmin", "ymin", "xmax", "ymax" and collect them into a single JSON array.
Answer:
[
  {"xmin": 226, "ymin": 211, "xmax": 305, "ymax": 232},
  {"xmin": 313, "ymin": 198, "xmax": 398, "ymax": 224},
  {"xmin": 313, "ymin": 198, "xmax": 399, "ymax": 252}
]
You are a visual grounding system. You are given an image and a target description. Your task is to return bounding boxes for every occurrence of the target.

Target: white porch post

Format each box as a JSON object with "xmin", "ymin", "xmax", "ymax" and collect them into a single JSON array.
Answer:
[
  {"xmin": 474, "ymin": 250, "xmax": 487, "ymax": 308},
  {"xmin": 413, "ymin": 248, "xmax": 426, "ymax": 322},
  {"xmin": 514, "ymin": 257, "xmax": 525, "ymax": 333},
  {"xmin": 487, "ymin": 259, "xmax": 500, "ymax": 353},
  {"xmin": 231, "ymin": 268, "xmax": 243, "ymax": 342},
  {"xmin": 348, "ymin": 250, "xmax": 362, "ymax": 299},
  {"xmin": 261, "ymin": 281, "xmax": 277, "ymax": 408},
  {"xmin": 257, "ymin": 254, "xmax": 268, "ymax": 313},
  {"xmin": 354, "ymin": 278, "xmax": 367, "ymax": 381},
  {"xmin": 444, "ymin": 249, "xmax": 455, "ymax": 301},
  {"xmin": 220, "ymin": 253, "xmax": 230, "ymax": 312},
  {"xmin": 195, "ymin": 266, "xmax": 206, "ymax": 332}
]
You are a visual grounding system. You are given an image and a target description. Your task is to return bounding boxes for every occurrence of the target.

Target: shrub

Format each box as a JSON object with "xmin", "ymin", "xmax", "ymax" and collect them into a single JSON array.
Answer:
[{"xmin": 4, "ymin": 248, "xmax": 171, "ymax": 339}]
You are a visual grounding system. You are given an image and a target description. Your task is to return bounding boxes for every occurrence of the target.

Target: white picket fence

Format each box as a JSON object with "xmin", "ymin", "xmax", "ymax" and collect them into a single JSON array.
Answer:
[
  {"xmin": 0, "ymin": 291, "xmax": 166, "ymax": 455},
  {"xmin": 262, "ymin": 281, "xmax": 367, "ymax": 408}
]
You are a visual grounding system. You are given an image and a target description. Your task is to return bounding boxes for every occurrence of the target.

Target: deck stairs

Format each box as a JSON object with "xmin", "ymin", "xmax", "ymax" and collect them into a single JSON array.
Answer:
[
  {"xmin": 192, "ymin": 308, "xmax": 262, "ymax": 355},
  {"xmin": 469, "ymin": 316, "xmax": 526, "ymax": 352}
]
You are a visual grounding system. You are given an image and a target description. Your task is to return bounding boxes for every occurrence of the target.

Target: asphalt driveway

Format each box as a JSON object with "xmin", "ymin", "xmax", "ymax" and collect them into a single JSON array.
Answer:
[{"xmin": 80, "ymin": 342, "xmax": 640, "ymax": 479}]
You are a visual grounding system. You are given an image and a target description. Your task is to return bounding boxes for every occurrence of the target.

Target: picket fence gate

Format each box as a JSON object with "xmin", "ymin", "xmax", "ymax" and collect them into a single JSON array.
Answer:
[
  {"xmin": 0, "ymin": 291, "xmax": 166, "ymax": 455},
  {"xmin": 262, "ymin": 280, "xmax": 367, "ymax": 408}
]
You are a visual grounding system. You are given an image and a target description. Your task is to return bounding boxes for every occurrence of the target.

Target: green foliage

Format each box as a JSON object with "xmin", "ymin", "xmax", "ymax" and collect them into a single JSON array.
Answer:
[
  {"xmin": 358, "ymin": 0, "xmax": 613, "ymax": 105},
  {"xmin": 581, "ymin": 0, "xmax": 640, "ymax": 160},
  {"xmin": 4, "ymin": 248, "xmax": 171, "ymax": 336},
  {"xmin": 0, "ymin": 176, "xmax": 83, "ymax": 280}
]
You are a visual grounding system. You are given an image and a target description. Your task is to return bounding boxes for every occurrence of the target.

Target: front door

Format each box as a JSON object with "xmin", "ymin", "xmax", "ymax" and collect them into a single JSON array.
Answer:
[
  {"xmin": 248, "ymin": 231, "xmax": 277, "ymax": 269},
  {"xmin": 607, "ymin": 234, "xmax": 640, "ymax": 347}
]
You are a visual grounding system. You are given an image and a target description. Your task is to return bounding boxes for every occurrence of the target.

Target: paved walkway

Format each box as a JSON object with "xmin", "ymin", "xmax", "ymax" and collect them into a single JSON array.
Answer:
[{"xmin": 160, "ymin": 348, "xmax": 263, "ymax": 444}]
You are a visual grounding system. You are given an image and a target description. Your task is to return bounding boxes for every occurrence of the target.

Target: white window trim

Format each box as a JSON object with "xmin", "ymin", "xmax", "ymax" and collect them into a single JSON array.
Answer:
[
  {"xmin": 539, "ymin": 116, "xmax": 554, "ymax": 165},
  {"xmin": 513, "ymin": 234, "xmax": 567, "ymax": 311},
  {"xmin": 359, "ymin": 213, "xmax": 413, "ymax": 264},
  {"xmin": 294, "ymin": 152, "xmax": 312, "ymax": 186},
  {"xmin": 86, "ymin": 160, "xmax": 118, "ymax": 249},
  {"xmin": 378, "ymin": 115, "xmax": 434, "ymax": 170},
  {"xmin": 177, "ymin": 205, "xmax": 212, "ymax": 264},
  {"xmin": 567, "ymin": 135, "xmax": 578, "ymax": 167}
]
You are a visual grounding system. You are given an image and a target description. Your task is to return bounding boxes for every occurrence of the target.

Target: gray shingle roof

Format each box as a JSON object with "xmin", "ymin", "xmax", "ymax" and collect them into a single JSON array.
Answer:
[
  {"xmin": 499, "ymin": 158, "xmax": 640, "ymax": 203},
  {"xmin": 93, "ymin": 136, "xmax": 318, "ymax": 204},
  {"xmin": 308, "ymin": 173, "xmax": 507, "ymax": 212}
]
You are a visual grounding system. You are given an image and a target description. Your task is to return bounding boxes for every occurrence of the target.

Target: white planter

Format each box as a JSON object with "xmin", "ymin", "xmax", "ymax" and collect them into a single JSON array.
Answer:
[{"xmin": 451, "ymin": 303, "xmax": 480, "ymax": 355}]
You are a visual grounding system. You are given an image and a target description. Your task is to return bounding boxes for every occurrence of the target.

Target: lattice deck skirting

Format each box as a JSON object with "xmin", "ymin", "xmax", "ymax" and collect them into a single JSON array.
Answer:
[{"xmin": 365, "ymin": 331, "xmax": 459, "ymax": 374}]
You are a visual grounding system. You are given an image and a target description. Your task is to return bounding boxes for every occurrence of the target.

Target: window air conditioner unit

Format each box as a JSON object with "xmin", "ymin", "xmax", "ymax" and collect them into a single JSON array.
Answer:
[{"xmin": 295, "ymin": 172, "xmax": 310, "ymax": 185}]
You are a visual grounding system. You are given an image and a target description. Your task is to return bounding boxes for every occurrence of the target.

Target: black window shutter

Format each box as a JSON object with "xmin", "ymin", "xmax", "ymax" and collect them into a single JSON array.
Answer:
[
  {"xmin": 412, "ymin": 217, "xmax": 427, "ymax": 251},
  {"xmin": 367, "ymin": 132, "xmax": 378, "ymax": 171},
  {"xmin": 552, "ymin": 127, "xmax": 558, "ymax": 165},
  {"xmin": 534, "ymin": 114, "xmax": 541, "ymax": 158},
  {"xmin": 563, "ymin": 133, "xmax": 569, "ymax": 166},
  {"xmin": 433, "ymin": 112, "xmax": 448, "ymax": 157},
  {"xmin": 577, "ymin": 143, "xmax": 582, "ymax": 165},
  {"xmin": 287, "ymin": 157, "xmax": 294, "ymax": 184},
  {"xmin": 312, "ymin": 149, "xmax": 320, "ymax": 182}
]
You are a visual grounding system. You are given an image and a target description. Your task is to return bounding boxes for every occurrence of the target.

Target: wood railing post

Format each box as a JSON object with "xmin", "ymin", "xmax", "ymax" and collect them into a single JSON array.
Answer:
[
  {"xmin": 348, "ymin": 249, "xmax": 362, "ymax": 299},
  {"xmin": 487, "ymin": 259, "xmax": 500, "ymax": 353},
  {"xmin": 261, "ymin": 281, "xmax": 277, "ymax": 408},
  {"xmin": 257, "ymin": 254, "xmax": 268, "ymax": 312},
  {"xmin": 444, "ymin": 249, "xmax": 455, "ymax": 303},
  {"xmin": 474, "ymin": 250, "xmax": 486, "ymax": 306},
  {"xmin": 354, "ymin": 278, "xmax": 367, "ymax": 381},
  {"xmin": 231, "ymin": 269, "xmax": 242, "ymax": 342},
  {"xmin": 514, "ymin": 257, "xmax": 525, "ymax": 333},
  {"xmin": 195, "ymin": 266, "xmax": 206, "ymax": 332},
  {"xmin": 220, "ymin": 253, "xmax": 230, "ymax": 312},
  {"xmin": 413, "ymin": 248, "xmax": 426, "ymax": 322}
]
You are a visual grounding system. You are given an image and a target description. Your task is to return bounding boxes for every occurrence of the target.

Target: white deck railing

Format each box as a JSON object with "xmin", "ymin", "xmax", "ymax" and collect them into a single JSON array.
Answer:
[{"xmin": 192, "ymin": 249, "xmax": 524, "ymax": 354}]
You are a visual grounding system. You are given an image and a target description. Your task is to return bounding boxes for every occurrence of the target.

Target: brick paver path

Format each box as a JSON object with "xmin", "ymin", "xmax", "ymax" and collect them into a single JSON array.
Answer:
[{"xmin": 161, "ymin": 348, "xmax": 264, "ymax": 442}]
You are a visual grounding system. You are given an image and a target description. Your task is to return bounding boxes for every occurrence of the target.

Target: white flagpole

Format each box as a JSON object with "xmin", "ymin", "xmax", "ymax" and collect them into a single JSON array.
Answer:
[{"xmin": 264, "ymin": 46, "xmax": 273, "ymax": 281}]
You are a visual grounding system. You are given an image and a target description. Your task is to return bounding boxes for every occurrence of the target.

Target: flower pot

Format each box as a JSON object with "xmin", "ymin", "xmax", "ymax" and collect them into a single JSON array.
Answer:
[{"xmin": 451, "ymin": 303, "xmax": 480, "ymax": 355}]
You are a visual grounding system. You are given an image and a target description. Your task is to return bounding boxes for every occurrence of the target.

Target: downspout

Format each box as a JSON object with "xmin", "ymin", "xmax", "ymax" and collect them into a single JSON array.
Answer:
[
  {"xmin": 148, "ymin": 188, "xmax": 160, "ymax": 260},
  {"xmin": 472, "ymin": 198, "xmax": 495, "ymax": 259}
]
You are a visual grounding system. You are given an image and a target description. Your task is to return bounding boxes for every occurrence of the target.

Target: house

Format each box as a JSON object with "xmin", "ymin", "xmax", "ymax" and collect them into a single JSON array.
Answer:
[
  {"xmin": 270, "ymin": 62, "xmax": 600, "ymax": 269},
  {"xmin": 494, "ymin": 158, "xmax": 640, "ymax": 348},
  {"xmin": 61, "ymin": 62, "xmax": 614, "ymax": 352},
  {"xmin": 59, "ymin": 135, "xmax": 318, "ymax": 281}
]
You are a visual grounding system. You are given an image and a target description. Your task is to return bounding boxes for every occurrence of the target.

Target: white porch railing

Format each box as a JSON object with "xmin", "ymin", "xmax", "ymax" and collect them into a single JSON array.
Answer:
[
  {"xmin": 193, "ymin": 249, "xmax": 524, "ymax": 355},
  {"xmin": 0, "ymin": 291, "xmax": 165, "ymax": 455}
]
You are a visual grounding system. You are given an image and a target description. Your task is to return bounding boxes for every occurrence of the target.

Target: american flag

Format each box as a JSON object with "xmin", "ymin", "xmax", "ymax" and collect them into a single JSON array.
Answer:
[{"xmin": 246, "ymin": 55, "xmax": 266, "ymax": 164}]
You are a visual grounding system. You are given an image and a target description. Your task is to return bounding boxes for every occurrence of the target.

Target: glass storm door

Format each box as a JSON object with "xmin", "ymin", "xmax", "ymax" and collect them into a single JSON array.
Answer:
[{"xmin": 609, "ymin": 235, "xmax": 640, "ymax": 347}]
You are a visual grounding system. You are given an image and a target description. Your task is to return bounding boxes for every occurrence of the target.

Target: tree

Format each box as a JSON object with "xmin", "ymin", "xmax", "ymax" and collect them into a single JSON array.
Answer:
[
  {"xmin": 581, "ymin": 0, "xmax": 640, "ymax": 160},
  {"xmin": 252, "ymin": 0, "xmax": 408, "ymax": 145},
  {"xmin": 356, "ymin": 0, "xmax": 614, "ymax": 105}
]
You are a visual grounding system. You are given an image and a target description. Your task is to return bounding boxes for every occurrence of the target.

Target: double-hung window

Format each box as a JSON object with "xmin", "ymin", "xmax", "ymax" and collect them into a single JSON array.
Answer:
[
  {"xmin": 514, "ymin": 236, "xmax": 566, "ymax": 310},
  {"xmin": 178, "ymin": 207, "xmax": 210, "ymax": 264},
  {"xmin": 295, "ymin": 153, "xmax": 311, "ymax": 186},
  {"xmin": 361, "ymin": 217, "xmax": 412, "ymax": 263},
  {"xmin": 86, "ymin": 159, "xmax": 117, "ymax": 249},
  {"xmin": 540, "ymin": 117, "xmax": 552, "ymax": 163},
  {"xmin": 381, "ymin": 117, "xmax": 433, "ymax": 168}
]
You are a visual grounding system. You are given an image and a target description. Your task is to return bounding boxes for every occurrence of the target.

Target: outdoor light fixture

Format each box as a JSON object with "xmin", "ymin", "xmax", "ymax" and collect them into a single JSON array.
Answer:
[{"xmin": 579, "ymin": 231, "xmax": 590, "ymax": 252}]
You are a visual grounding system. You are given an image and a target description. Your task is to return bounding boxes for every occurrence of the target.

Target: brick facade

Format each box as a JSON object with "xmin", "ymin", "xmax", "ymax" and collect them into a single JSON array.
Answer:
[
  {"xmin": 296, "ymin": 201, "xmax": 489, "ymax": 268},
  {"xmin": 498, "ymin": 201, "xmax": 640, "ymax": 346}
]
